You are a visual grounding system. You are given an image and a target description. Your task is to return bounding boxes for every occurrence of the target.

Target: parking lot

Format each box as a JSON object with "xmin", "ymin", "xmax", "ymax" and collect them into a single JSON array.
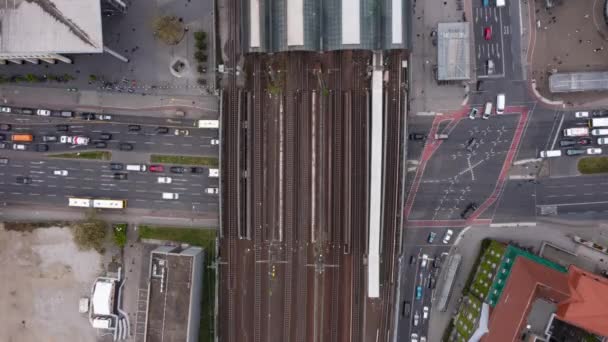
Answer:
[
  {"xmin": 409, "ymin": 113, "xmax": 519, "ymax": 221},
  {"xmin": 0, "ymin": 107, "xmax": 219, "ymax": 213}
]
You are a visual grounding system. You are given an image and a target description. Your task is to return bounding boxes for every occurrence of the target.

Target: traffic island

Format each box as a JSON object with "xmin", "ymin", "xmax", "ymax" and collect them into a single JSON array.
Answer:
[
  {"xmin": 150, "ymin": 154, "xmax": 218, "ymax": 167},
  {"xmin": 578, "ymin": 156, "xmax": 608, "ymax": 174},
  {"xmin": 48, "ymin": 151, "xmax": 112, "ymax": 160}
]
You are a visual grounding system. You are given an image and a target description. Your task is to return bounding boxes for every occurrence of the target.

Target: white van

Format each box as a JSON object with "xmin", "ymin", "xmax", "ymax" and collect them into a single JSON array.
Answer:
[
  {"xmin": 496, "ymin": 0, "xmax": 506, "ymax": 7},
  {"xmin": 540, "ymin": 150, "xmax": 562, "ymax": 158},
  {"xmin": 126, "ymin": 164, "xmax": 147, "ymax": 172},
  {"xmin": 209, "ymin": 168, "xmax": 219, "ymax": 177},
  {"xmin": 162, "ymin": 192, "xmax": 179, "ymax": 200},
  {"xmin": 591, "ymin": 129, "xmax": 608, "ymax": 136},
  {"xmin": 487, "ymin": 60, "xmax": 495, "ymax": 75},
  {"xmin": 496, "ymin": 94, "xmax": 505, "ymax": 114},
  {"xmin": 483, "ymin": 102, "xmax": 493, "ymax": 119}
]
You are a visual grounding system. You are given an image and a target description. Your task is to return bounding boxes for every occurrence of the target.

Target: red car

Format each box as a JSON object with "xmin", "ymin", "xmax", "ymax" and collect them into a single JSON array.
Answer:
[
  {"xmin": 578, "ymin": 138, "xmax": 592, "ymax": 145},
  {"xmin": 149, "ymin": 165, "xmax": 164, "ymax": 172},
  {"xmin": 484, "ymin": 27, "xmax": 492, "ymax": 40}
]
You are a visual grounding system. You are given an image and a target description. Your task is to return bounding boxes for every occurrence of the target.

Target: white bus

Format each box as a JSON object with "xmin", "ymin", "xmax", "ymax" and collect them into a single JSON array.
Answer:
[
  {"xmin": 197, "ymin": 120, "xmax": 219, "ymax": 128},
  {"xmin": 93, "ymin": 199, "xmax": 126, "ymax": 209},
  {"xmin": 68, "ymin": 197, "xmax": 126, "ymax": 209},
  {"xmin": 69, "ymin": 197, "xmax": 92, "ymax": 208},
  {"xmin": 589, "ymin": 118, "xmax": 608, "ymax": 128}
]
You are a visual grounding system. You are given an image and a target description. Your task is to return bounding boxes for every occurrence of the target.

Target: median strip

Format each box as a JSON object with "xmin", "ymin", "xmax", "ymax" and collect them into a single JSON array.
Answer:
[
  {"xmin": 150, "ymin": 154, "xmax": 218, "ymax": 167},
  {"xmin": 48, "ymin": 151, "xmax": 112, "ymax": 160},
  {"xmin": 578, "ymin": 156, "xmax": 608, "ymax": 174}
]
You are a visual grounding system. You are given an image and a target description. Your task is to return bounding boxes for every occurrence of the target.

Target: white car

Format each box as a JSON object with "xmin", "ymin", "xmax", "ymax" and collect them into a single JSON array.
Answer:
[
  {"xmin": 205, "ymin": 187, "xmax": 219, "ymax": 194},
  {"xmin": 0, "ymin": 106, "xmax": 11, "ymax": 113},
  {"xmin": 420, "ymin": 337, "xmax": 427, "ymax": 342},
  {"xmin": 36, "ymin": 109, "xmax": 51, "ymax": 116},
  {"xmin": 442, "ymin": 229, "xmax": 454, "ymax": 244},
  {"xmin": 598, "ymin": 137, "xmax": 608, "ymax": 145},
  {"xmin": 211, "ymin": 138, "xmax": 220, "ymax": 145},
  {"xmin": 423, "ymin": 306, "xmax": 429, "ymax": 319},
  {"xmin": 162, "ymin": 192, "xmax": 179, "ymax": 200},
  {"xmin": 413, "ymin": 312, "xmax": 420, "ymax": 326},
  {"xmin": 421, "ymin": 254, "xmax": 428, "ymax": 268},
  {"xmin": 96, "ymin": 114, "xmax": 112, "ymax": 120},
  {"xmin": 587, "ymin": 148, "xmax": 602, "ymax": 155},
  {"xmin": 174, "ymin": 129, "xmax": 190, "ymax": 136},
  {"xmin": 575, "ymin": 111, "xmax": 589, "ymax": 118},
  {"xmin": 12, "ymin": 144, "xmax": 25, "ymax": 150},
  {"xmin": 411, "ymin": 333, "xmax": 419, "ymax": 342},
  {"xmin": 53, "ymin": 170, "xmax": 68, "ymax": 176},
  {"xmin": 157, "ymin": 176, "xmax": 172, "ymax": 184}
]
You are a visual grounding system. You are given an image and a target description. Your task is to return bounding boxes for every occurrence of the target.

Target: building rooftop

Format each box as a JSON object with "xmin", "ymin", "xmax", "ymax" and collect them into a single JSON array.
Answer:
[
  {"xmin": 0, "ymin": 0, "xmax": 103, "ymax": 55},
  {"xmin": 145, "ymin": 246, "xmax": 203, "ymax": 342},
  {"xmin": 556, "ymin": 266, "xmax": 608, "ymax": 337},
  {"xmin": 482, "ymin": 257, "xmax": 570, "ymax": 342},
  {"xmin": 437, "ymin": 22, "xmax": 470, "ymax": 81}
]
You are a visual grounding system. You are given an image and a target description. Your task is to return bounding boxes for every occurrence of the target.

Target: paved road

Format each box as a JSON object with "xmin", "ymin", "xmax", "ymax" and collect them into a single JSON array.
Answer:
[{"xmin": 0, "ymin": 110, "xmax": 220, "ymax": 213}]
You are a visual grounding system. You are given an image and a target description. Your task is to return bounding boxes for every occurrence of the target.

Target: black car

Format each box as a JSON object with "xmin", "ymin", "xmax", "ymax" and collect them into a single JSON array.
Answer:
[
  {"xmin": 559, "ymin": 139, "xmax": 576, "ymax": 147},
  {"xmin": 156, "ymin": 126, "xmax": 169, "ymax": 134},
  {"xmin": 465, "ymin": 137, "xmax": 477, "ymax": 152},
  {"xmin": 592, "ymin": 110, "xmax": 608, "ymax": 117},
  {"xmin": 35, "ymin": 144, "xmax": 49, "ymax": 152},
  {"xmin": 119, "ymin": 143, "xmax": 133, "ymax": 151},
  {"xmin": 99, "ymin": 133, "xmax": 112, "ymax": 140},
  {"xmin": 170, "ymin": 166, "xmax": 186, "ymax": 173},
  {"xmin": 428, "ymin": 276, "xmax": 436, "ymax": 289},
  {"xmin": 461, "ymin": 202, "xmax": 478, "ymax": 219},
  {"xmin": 42, "ymin": 135, "xmax": 57, "ymax": 142},
  {"xmin": 56, "ymin": 124, "xmax": 69, "ymax": 132},
  {"xmin": 190, "ymin": 167, "xmax": 204, "ymax": 173},
  {"xmin": 0, "ymin": 124, "xmax": 11, "ymax": 131},
  {"xmin": 0, "ymin": 134, "xmax": 5, "ymax": 141},
  {"xmin": 81, "ymin": 113, "xmax": 95, "ymax": 120},
  {"xmin": 94, "ymin": 141, "xmax": 107, "ymax": 148},
  {"xmin": 128, "ymin": 125, "xmax": 141, "ymax": 131},
  {"xmin": 21, "ymin": 109, "xmax": 34, "ymax": 115},
  {"xmin": 114, "ymin": 173, "xmax": 128, "ymax": 180},
  {"xmin": 409, "ymin": 133, "xmax": 426, "ymax": 141},
  {"xmin": 16, "ymin": 176, "xmax": 32, "ymax": 184},
  {"xmin": 110, "ymin": 163, "xmax": 124, "ymax": 171}
]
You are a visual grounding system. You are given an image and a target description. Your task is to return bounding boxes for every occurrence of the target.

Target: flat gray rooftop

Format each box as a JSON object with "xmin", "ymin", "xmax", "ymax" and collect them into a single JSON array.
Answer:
[
  {"xmin": 437, "ymin": 22, "xmax": 470, "ymax": 81},
  {"xmin": 0, "ymin": 0, "xmax": 103, "ymax": 55},
  {"xmin": 549, "ymin": 71, "xmax": 608, "ymax": 93},
  {"xmin": 146, "ymin": 253, "xmax": 193, "ymax": 342}
]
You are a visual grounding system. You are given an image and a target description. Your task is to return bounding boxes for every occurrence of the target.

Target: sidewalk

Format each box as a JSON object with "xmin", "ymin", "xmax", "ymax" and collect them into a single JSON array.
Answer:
[{"xmin": 0, "ymin": 85, "xmax": 219, "ymax": 119}]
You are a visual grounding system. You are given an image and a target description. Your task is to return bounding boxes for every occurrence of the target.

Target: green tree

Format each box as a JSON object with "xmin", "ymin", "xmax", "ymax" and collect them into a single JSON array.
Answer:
[
  {"xmin": 195, "ymin": 40, "xmax": 207, "ymax": 50},
  {"xmin": 153, "ymin": 15, "xmax": 184, "ymax": 45},
  {"xmin": 194, "ymin": 31, "xmax": 207, "ymax": 41},
  {"xmin": 71, "ymin": 212, "xmax": 108, "ymax": 252},
  {"xmin": 195, "ymin": 51, "xmax": 208, "ymax": 62},
  {"xmin": 89, "ymin": 74, "xmax": 98, "ymax": 82},
  {"xmin": 112, "ymin": 224, "xmax": 127, "ymax": 248}
]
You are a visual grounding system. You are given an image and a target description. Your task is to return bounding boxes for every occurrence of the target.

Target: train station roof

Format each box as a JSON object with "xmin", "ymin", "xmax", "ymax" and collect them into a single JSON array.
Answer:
[
  {"xmin": 437, "ymin": 22, "xmax": 471, "ymax": 81},
  {"xmin": 0, "ymin": 0, "xmax": 103, "ymax": 56}
]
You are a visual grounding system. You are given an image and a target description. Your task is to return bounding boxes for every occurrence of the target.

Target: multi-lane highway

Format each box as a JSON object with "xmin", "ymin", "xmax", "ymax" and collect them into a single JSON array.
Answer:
[{"xmin": 0, "ymin": 109, "xmax": 219, "ymax": 213}]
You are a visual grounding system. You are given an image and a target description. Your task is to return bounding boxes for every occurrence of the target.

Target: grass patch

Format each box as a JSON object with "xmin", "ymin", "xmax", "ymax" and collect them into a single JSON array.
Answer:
[
  {"xmin": 150, "ymin": 154, "xmax": 218, "ymax": 167},
  {"xmin": 49, "ymin": 151, "xmax": 111, "ymax": 160},
  {"xmin": 138, "ymin": 225, "xmax": 216, "ymax": 342},
  {"xmin": 578, "ymin": 157, "xmax": 608, "ymax": 174},
  {"xmin": 112, "ymin": 223, "xmax": 127, "ymax": 248}
]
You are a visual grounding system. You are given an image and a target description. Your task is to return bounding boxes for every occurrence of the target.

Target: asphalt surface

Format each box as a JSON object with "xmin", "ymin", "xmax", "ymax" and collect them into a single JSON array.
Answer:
[{"xmin": 0, "ymin": 110, "xmax": 219, "ymax": 213}]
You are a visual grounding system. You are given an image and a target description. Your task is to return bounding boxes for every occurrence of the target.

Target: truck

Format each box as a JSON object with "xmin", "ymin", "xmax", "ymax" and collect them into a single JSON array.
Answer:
[
  {"xmin": 496, "ymin": 0, "xmax": 505, "ymax": 7},
  {"xmin": 589, "ymin": 118, "xmax": 608, "ymax": 128},
  {"xmin": 197, "ymin": 120, "xmax": 219, "ymax": 128},
  {"xmin": 563, "ymin": 127, "xmax": 589, "ymax": 137},
  {"xmin": 11, "ymin": 133, "xmax": 33, "ymax": 142}
]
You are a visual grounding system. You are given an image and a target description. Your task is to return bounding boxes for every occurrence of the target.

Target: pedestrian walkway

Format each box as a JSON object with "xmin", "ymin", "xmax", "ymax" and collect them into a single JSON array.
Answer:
[{"xmin": 0, "ymin": 85, "xmax": 219, "ymax": 119}]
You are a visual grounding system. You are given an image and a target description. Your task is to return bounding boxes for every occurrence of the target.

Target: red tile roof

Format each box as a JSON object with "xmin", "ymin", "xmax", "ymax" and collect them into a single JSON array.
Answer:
[
  {"xmin": 481, "ymin": 257, "xmax": 570, "ymax": 342},
  {"xmin": 556, "ymin": 266, "xmax": 608, "ymax": 337}
]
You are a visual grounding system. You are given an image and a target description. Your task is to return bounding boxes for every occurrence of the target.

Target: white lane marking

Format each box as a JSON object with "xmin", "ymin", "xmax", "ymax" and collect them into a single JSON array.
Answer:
[
  {"xmin": 136, "ymin": 199, "xmax": 146, "ymax": 202},
  {"xmin": 13, "ymin": 164, "xmax": 23, "ymax": 167},
  {"xmin": 65, "ymin": 186, "xmax": 77, "ymax": 189},
  {"xmin": 29, "ymin": 193, "xmax": 40, "ymax": 196},
  {"xmin": 135, "ymin": 189, "xmax": 147, "ymax": 193},
  {"xmin": 84, "ymin": 169, "xmax": 94, "ymax": 172},
  {"xmin": 47, "ymin": 184, "xmax": 57, "ymax": 188},
  {"xmin": 550, "ymin": 113, "xmax": 565, "ymax": 150},
  {"xmin": 47, "ymin": 194, "xmax": 56, "ymax": 197},
  {"xmin": 11, "ymin": 192, "xmax": 21, "ymax": 195},
  {"xmin": 163, "ymin": 143, "xmax": 175, "ymax": 146},
  {"xmin": 145, "ymin": 142, "xmax": 156, "ymax": 145}
]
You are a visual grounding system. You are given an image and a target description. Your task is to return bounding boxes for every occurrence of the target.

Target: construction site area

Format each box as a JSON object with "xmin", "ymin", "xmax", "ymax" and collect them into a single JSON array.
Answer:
[{"xmin": 217, "ymin": 0, "xmax": 410, "ymax": 341}]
